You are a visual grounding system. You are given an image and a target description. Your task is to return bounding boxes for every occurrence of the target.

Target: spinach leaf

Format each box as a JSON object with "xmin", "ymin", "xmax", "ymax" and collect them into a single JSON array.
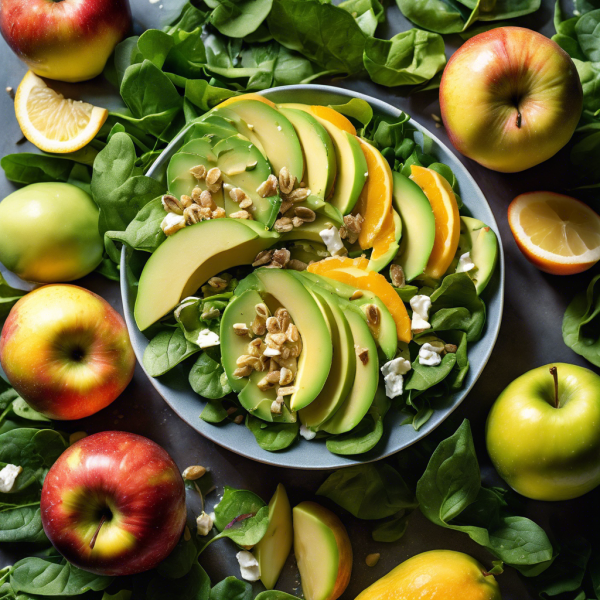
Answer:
[
  {"xmin": 417, "ymin": 420, "xmax": 554, "ymax": 575},
  {"xmin": 142, "ymin": 327, "xmax": 200, "ymax": 377},
  {"xmin": 371, "ymin": 511, "xmax": 412, "ymax": 542},
  {"xmin": 562, "ymin": 274, "xmax": 600, "ymax": 367},
  {"xmin": 137, "ymin": 29, "xmax": 175, "ymax": 70},
  {"xmin": 147, "ymin": 563, "xmax": 210, "ymax": 600},
  {"xmin": 405, "ymin": 351, "xmax": 457, "ymax": 393},
  {"xmin": 0, "ymin": 505, "xmax": 47, "ymax": 543},
  {"xmin": 245, "ymin": 416, "xmax": 299, "ymax": 451},
  {"xmin": 364, "ymin": 29, "xmax": 446, "ymax": 88},
  {"xmin": 213, "ymin": 486, "xmax": 266, "ymax": 531},
  {"xmin": 317, "ymin": 463, "xmax": 417, "ymax": 520},
  {"xmin": 10, "ymin": 557, "xmax": 113, "ymax": 595},
  {"xmin": 576, "ymin": 8, "xmax": 600, "ymax": 62},
  {"xmin": 10, "ymin": 398, "xmax": 50, "ymax": 423},
  {"xmin": 91, "ymin": 133, "xmax": 166, "ymax": 236},
  {"xmin": 185, "ymin": 79, "xmax": 238, "ymax": 112},
  {"xmin": 202, "ymin": 505, "xmax": 269, "ymax": 550},
  {"xmin": 1, "ymin": 153, "xmax": 90, "ymax": 187},
  {"xmin": 200, "ymin": 400, "xmax": 229, "ymax": 423},
  {"xmin": 210, "ymin": 0, "xmax": 274, "ymax": 39},
  {"xmin": 156, "ymin": 535, "xmax": 199, "ymax": 579},
  {"xmin": 189, "ymin": 352, "xmax": 232, "ymax": 400},
  {"xmin": 209, "ymin": 577, "xmax": 252, "ymax": 600},
  {"xmin": 267, "ymin": 0, "xmax": 366, "ymax": 75},
  {"xmin": 0, "ymin": 274, "xmax": 26, "ymax": 322},
  {"xmin": 328, "ymin": 99, "xmax": 373, "ymax": 128}
]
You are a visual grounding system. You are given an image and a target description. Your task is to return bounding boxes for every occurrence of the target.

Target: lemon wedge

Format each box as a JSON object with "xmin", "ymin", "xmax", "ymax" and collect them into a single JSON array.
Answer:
[{"xmin": 14, "ymin": 71, "xmax": 108, "ymax": 154}]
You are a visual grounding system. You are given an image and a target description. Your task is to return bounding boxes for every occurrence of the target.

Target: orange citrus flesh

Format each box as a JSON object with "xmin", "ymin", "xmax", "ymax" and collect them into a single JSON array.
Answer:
[
  {"xmin": 311, "ymin": 105, "xmax": 357, "ymax": 135},
  {"xmin": 307, "ymin": 255, "xmax": 369, "ymax": 272},
  {"xmin": 217, "ymin": 93, "xmax": 276, "ymax": 109},
  {"xmin": 508, "ymin": 191, "xmax": 600, "ymax": 275},
  {"xmin": 353, "ymin": 139, "xmax": 393, "ymax": 250},
  {"xmin": 409, "ymin": 165, "xmax": 460, "ymax": 279},
  {"xmin": 370, "ymin": 210, "xmax": 396, "ymax": 260},
  {"xmin": 307, "ymin": 261, "xmax": 412, "ymax": 342}
]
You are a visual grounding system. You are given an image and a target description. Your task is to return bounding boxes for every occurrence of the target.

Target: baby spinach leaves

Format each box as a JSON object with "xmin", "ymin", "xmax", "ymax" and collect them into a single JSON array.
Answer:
[
  {"xmin": 147, "ymin": 563, "xmax": 210, "ymax": 600},
  {"xmin": 417, "ymin": 420, "xmax": 555, "ymax": 575},
  {"xmin": 246, "ymin": 416, "xmax": 299, "ymax": 451},
  {"xmin": 210, "ymin": 0, "xmax": 274, "ymax": 39},
  {"xmin": 142, "ymin": 327, "xmax": 200, "ymax": 377},
  {"xmin": 0, "ymin": 274, "xmax": 25, "ymax": 323},
  {"xmin": 214, "ymin": 486, "xmax": 266, "ymax": 531},
  {"xmin": 562, "ymin": 274, "xmax": 600, "ymax": 367},
  {"xmin": 189, "ymin": 351, "xmax": 232, "ymax": 400},
  {"xmin": 209, "ymin": 576, "xmax": 252, "ymax": 600}
]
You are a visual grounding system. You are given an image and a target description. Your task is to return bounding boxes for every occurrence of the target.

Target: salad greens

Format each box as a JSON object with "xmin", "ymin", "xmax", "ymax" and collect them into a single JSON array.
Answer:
[
  {"xmin": 562, "ymin": 274, "xmax": 600, "ymax": 367},
  {"xmin": 0, "ymin": 274, "xmax": 25, "ymax": 324}
]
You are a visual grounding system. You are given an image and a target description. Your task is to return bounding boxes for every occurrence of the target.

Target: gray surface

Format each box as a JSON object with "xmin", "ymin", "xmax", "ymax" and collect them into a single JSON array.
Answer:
[
  {"xmin": 123, "ymin": 84, "xmax": 505, "ymax": 469},
  {"xmin": 1, "ymin": 1, "xmax": 598, "ymax": 599}
]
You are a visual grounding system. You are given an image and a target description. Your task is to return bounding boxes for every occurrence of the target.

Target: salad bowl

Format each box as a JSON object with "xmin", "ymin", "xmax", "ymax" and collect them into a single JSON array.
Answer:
[{"xmin": 120, "ymin": 84, "xmax": 505, "ymax": 469}]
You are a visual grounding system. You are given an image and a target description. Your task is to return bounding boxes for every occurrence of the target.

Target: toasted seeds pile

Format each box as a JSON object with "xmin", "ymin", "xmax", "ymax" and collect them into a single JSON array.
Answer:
[
  {"xmin": 251, "ymin": 248, "xmax": 307, "ymax": 271},
  {"xmin": 339, "ymin": 213, "xmax": 364, "ymax": 245},
  {"xmin": 233, "ymin": 304, "xmax": 303, "ymax": 415}
]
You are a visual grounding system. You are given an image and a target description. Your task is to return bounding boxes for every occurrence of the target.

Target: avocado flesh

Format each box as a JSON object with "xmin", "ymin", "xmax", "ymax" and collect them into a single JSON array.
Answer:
[
  {"xmin": 183, "ymin": 116, "xmax": 238, "ymax": 143},
  {"xmin": 295, "ymin": 271, "xmax": 397, "ymax": 360},
  {"xmin": 233, "ymin": 269, "xmax": 332, "ymax": 413},
  {"xmin": 254, "ymin": 484, "xmax": 293, "ymax": 590},
  {"xmin": 167, "ymin": 135, "xmax": 281, "ymax": 228},
  {"xmin": 321, "ymin": 307, "xmax": 379, "ymax": 434},
  {"xmin": 212, "ymin": 101, "xmax": 305, "ymax": 183},
  {"xmin": 278, "ymin": 107, "xmax": 336, "ymax": 199},
  {"xmin": 296, "ymin": 282, "xmax": 356, "ymax": 429},
  {"xmin": 367, "ymin": 209, "xmax": 403, "ymax": 272},
  {"xmin": 134, "ymin": 219, "xmax": 278, "ymax": 331},
  {"xmin": 280, "ymin": 212, "xmax": 343, "ymax": 245},
  {"xmin": 392, "ymin": 171, "xmax": 435, "ymax": 281},
  {"xmin": 280, "ymin": 103, "xmax": 368, "ymax": 215},
  {"xmin": 458, "ymin": 216, "xmax": 498, "ymax": 295}
]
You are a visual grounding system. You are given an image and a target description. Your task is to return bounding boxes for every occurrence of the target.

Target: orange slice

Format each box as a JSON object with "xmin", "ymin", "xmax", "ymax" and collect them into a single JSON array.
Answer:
[
  {"xmin": 217, "ymin": 93, "xmax": 276, "ymax": 109},
  {"xmin": 307, "ymin": 255, "xmax": 369, "ymax": 272},
  {"xmin": 508, "ymin": 191, "xmax": 600, "ymax": 275},
  {"xmin": 410, "ymin": 165, "xmax": 460, "ymax": 279},
  {"xmin": 370, "ymin": 209, "xmax": 398, "ymax": 262},
  {"xmin": 311, "ymin": 105, "xmax": 356, "ymax": 135},
  {"xmin": 354, "ymin": 139, "xmax": 393, "ymax": 249},
  {"xmin": 308, "ymin": 261, "xmax": 412, "ymax": 342}
]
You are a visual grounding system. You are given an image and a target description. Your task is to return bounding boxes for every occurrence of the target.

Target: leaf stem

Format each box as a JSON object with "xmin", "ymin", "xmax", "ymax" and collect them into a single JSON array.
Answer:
[{"xmin": 550, "ymin": 366, "xmax": 559, "ymax": 409}]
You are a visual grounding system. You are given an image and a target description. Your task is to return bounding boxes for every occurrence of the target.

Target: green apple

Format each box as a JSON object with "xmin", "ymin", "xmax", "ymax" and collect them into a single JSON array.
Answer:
[{"xmin": 486, "ymin": 363, "xmax": 600, "ymax": 501}]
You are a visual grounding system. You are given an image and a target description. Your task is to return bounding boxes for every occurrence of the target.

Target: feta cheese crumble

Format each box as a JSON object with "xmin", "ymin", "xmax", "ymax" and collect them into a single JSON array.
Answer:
[
  {"xmin": 410, "ymin": 295, "xmax": 432, "ymax": 331},
  {"xmin": 0, "ymin": 464, "xmax": 22, "ymax": 493},
  {"xmin": 456, "ymin": 252, "xmax": 475, "ymax": 274},
  {"xmin": 419, "ymin": 342, "xmax": 444, "ymax": 366},
  {"xmin": 299, "ymin": 423, "xmax": 317, "ymax": 440},
  {"xmin": 319, "ymin": 226, "xmax": 345, "ymax": 256},
  {"xmin": 236, "ymin": 550, "xmax": 260, "ymax": 581},
  {"xmin": 263, "ymin": 347, "xmax": 281, "ymax": 357},
  {"xmin": 381, "ymin": 357, "xmax": 411, "ymax": 399},
  {"xmin": 197, "ymin": 329, "xmax": 220, "ymax": 348},
  {"xmin": 196, "ymin": 511, "xmax": 214, "ymax": 536},
  {"xmin": 161, "ymin": 212, "xmax": 186, "ymax": 232}
]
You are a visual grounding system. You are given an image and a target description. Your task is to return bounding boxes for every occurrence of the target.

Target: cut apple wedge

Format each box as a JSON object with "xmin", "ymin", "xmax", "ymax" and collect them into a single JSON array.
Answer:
[
  {"xmin": 254, "ymin": 484, "xmax": 293, "ymax": 590},
  {"xmin": 293, "ymin": 502, "xmax": 352, "ymax": 600}
]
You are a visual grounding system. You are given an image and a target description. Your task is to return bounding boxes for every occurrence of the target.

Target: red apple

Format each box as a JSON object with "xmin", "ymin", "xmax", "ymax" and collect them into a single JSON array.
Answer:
[
  {"xmin": 0, "ymin": 284, "xmax": 135, "ymax": 420},
  {"xmin": 41, "ymin": 431, "xmax": 187, "ymax": 576},
  {"xmin": 440, "ymin": 27, "xmax": 583, "ymax": 173},
  {"xmin": 0, "ymin": 0, "xmax": 131, "ymax": 82}
]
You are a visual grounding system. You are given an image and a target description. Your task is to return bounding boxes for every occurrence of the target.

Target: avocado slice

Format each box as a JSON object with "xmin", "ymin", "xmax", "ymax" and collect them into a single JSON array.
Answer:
[
  {"xmin": 232, "ymin": 268, "xmax": 332, "ymax": 413},
  {"xmin": 457, "ymin": 216, "xmax": 498, "ymax": 295},
  {"xmin": 167, "ymin": 135, "xmax": 281, "ymax": 228},
  {"xmin": 254, "ymin": 483, "xmax": 293, "ymax": 590},
  {"xmin": 134, "ymin": 219, "xmax": 279, "ymax": 331},
  {"xmin": 280, "ymin": 103, "xmax": 368, "ymax": 215},
  {"xmin": 320, "ymin": 307, "xmax": 379, "ymax": 434},
  {"xmin": 367, "ymin": 209, "xmax": 402, "ymax": 273},
  {"xmin": 278, "ymin": 107, "xmax": 336, "ymax": 199},
  {"xmin": 295, "ymin": 271, "xmax": 397, "ymax": 360},
  {"xmin": 183, "ymin": 115, "xmax": 238, "ymax": 144},
  {"xmin": 280, "ymin": 212, "xmax": 343, "ymax": 245},
  {"xmin": 289, "ymin": 242, "xmax": 329, "ymax": 265},
  {"xmin": 296, "ymin": 282, "xmax": 356, "ymax": 429},
  {"xmin": 392, "ymin": 171, "xmax": 435, "ymax": 282},
  {"xmin": 210, "ymin": 101, "xmax": 305, "ymax": 183}
]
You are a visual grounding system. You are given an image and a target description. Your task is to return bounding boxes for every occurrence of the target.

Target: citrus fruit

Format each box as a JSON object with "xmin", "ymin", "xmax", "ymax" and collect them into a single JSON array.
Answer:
[
  {"xmin": 14, "ymin": 71, "xmax": 108, "ymax": 153},
  {"xmin": 508, "ymin": 191, "xmax": 600, "ymax": 275},
  {"xmin": 311, "ymin": 105, "xmax": 356, "ymax": 135}
]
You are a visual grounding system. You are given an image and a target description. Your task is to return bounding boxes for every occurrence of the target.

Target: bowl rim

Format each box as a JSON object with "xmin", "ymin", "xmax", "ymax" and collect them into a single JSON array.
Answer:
[{"xmin": 121, "ymin": 83, "xmax": 505, "ymax": 470}]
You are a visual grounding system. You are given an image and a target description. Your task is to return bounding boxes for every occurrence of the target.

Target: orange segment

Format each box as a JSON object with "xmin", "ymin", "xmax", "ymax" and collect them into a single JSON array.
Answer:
[
  {"xmin": 508, "ymin": 191, "xmax": 600, "ymax": 275},
  {"xmin": 307, "ymin": 262, "xmax": 412, "ymax": 342},
  {"xmin": 217, "ymin": 94, "xmax": 276, "ymax": 109},
  {"xmin": 311, "ymin": 105, "xmax": 356, "ymax": 135},
  {"xmin": 410, "ymin": 165, "xmax": 460, "ymax": 279},
  {"xmin": 370, "ymin": 210, "xmax": 396, "ymax": 261},
  {"xmin": 354, "ymin": 139, "xmax": 393, "ymax": 250},
  {"xmin": 307, "ymin": 255, "xmax": 369, "ymax": 272}
]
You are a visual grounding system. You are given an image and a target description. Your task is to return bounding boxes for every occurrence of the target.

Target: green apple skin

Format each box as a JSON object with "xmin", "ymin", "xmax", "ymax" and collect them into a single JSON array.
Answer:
[
  {"xmin": 0, "ymin": 182, "xmax": 103, "ymax": 283},
  {"xmin": 440, "ymin": 27, "xmax": 583, "ymax": 173},
  {"xmin": 486, "ymin": 363, "xmax": 600, "ymax": 501}
]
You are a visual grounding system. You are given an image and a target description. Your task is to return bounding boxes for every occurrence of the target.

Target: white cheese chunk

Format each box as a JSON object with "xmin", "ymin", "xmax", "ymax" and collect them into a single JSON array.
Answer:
[
  {"xmin": 236, "ymin": 551, "xmax": 260, "ymax": 581},
  {"xmin": 160, "ymin": 212, "xmax": 186, "ymax": 233},
  {"xmin": 381, "ymin": 357, "xmax": 412, "ymax": 378},
  {"xmin": 418, "ymin": 342, "xmax": 444, "ymax": 366},
  {"xmin": 299, "ymin": 423, "xmax": 317, "ymax": 440},
  {"xmin": 197, "ymin": 329, "xmax": 220, "ymax": 348},
  {"xmin": 410, "ymin": 294, "xmax": 432, "ymax": 331},
  {"xmin": 196, "ymin": 511, "xmax": 214, "ymax": 536},
  {"xmin": 381, "ymin": 357, "xmax": 412, "ymax": 399},
  {"xmin": 319, "ymin": 226, "xmax": 345, "ymax": 256},
  {"xmin": 0, "ymin": 464, "xmax": 22, "ymax": 493},
  {"xmin": 263, "ymin": 347, "xmax": 281, "ymax": 357},
  {"xmin": 456, "ymin": 252, "xmax": 475, "ymax": 273}
]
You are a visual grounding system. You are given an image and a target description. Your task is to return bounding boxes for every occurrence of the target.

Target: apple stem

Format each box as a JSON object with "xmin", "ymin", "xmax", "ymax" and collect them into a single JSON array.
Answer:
[
  {"xmin": 550, "ymin": 366, "xmax": 559, "ymax": 409},
  {"xmin": 516, "ymin": 110, "xmax": 522, "ymax": 128},
  {"xmin": 89, "ymin": 515, "xmax": 107, "ymax": 550}
]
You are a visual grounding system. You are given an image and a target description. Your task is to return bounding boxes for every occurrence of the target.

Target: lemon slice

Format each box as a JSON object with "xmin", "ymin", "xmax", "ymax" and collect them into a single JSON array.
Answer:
[
  {"xmin": 14, "ymin": 71, "xmax": 108, "ymax": 154},
  {"xmin": 508, "ymin": 191, "xmax": 600, "ymax": 275}
]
